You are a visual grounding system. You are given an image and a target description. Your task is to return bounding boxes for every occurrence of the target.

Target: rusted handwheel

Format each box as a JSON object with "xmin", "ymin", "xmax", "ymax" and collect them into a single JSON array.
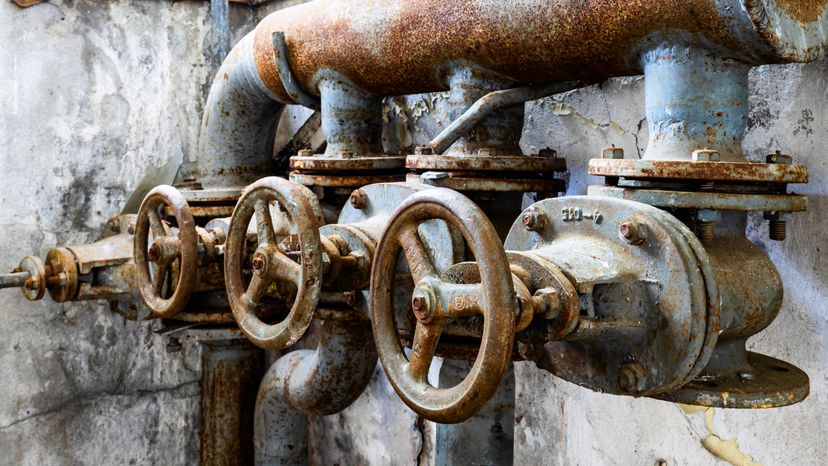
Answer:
[
  {"xmin": 225, "ymin": 177, "xmax": 324, "ymax": 350},
  {"xmin": 134, "ymin": 185, "xmax": 198, "ymax": 318},
  {"xmin": 371, "ymin": 188, "xmax": 516, "ymax": 424}
]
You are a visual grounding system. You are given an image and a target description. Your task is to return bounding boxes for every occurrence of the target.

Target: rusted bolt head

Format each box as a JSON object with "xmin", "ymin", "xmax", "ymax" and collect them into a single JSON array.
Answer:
[
  {"xmin": 601, "ymin": 145, "xmax": 624, "ymax": 160},
  {"xmin": 619, "ymin": 221, "xmax": 646, "ymax": 245},
  {"xmin": 251, "ymin": 253, "xmax": 266, "ymax": 272},
  {"xmin": 349, "ymin": 189, "xmax": 367, "ymax": 209},
  {"xmin": 411, "ymin": 288, "xmax": 435, "ymax": 323},
  {"xmin": 618, "ymin": 363, "xmax": 647, "ymax": 393},
  {"xmin": 766, "ymin": 151, "xmax": 793, "ymax": 165},
  {"xmin": 692, "ymin": 148, "xmax": 721, "ymax": 162},
  {"xmin": 147, "ymin": 243, "xmax": 160, "ymax": 262},
  {"xmin": 414, "ymin": 146, "xmax": 434, "ymax": 156},
  {"xmin": 338, "ymin": 150, "xmax": 354, "ymax": 159},
  {"xmin": 522, "ymin": 210, "xmax": 546, "ymax": 232},
  {"xmin": 298, "ymin": 148, "xmax": 314, "ymax": 157}
]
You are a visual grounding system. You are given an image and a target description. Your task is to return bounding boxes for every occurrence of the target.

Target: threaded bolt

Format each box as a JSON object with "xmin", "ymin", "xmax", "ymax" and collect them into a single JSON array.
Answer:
[
  {"xmin": 695, "ymin": 222, "xmax": 715, "ymax": 242},
  {"xmin": 769, "ymin": 220, "xmax": 787, "ymax": 241},
  {"xmin": 619, "ymin": 220, "xmax": 646, "ymax": 245}
]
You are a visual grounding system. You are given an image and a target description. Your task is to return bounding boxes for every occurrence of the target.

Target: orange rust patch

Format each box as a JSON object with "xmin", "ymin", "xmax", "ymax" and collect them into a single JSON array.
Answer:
[{"xmin": 775, "ymin": 0, "xmax": 827, "ymax": 23}]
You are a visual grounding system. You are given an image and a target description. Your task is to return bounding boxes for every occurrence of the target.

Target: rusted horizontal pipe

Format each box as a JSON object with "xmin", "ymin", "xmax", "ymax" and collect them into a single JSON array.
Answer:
[
  {"xmin": 254, "ymin": 321, "xmax": 376, "ymax": 465},
  {"xmin": 251, "ymin": 0, "xmax": 827, "ymax": 103}
]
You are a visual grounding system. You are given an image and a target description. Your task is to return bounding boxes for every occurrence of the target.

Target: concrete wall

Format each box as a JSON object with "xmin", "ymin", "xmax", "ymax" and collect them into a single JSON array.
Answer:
[{"xmin": 1, "ymin": 1, "xmax": 826, "ymax": 465}]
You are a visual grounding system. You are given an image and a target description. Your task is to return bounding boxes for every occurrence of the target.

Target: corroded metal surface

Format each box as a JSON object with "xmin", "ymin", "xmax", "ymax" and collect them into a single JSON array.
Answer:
[
  {"xmin": 225, "ymin": 177, "xmax": 325, "ymax": 350},
  {"xmin": 407, "ymin": 154, "xmax": 566, "ymax": 173},
  {"xmin": 407, "ymin": 173, "xmax": 566, "ymax": 193},
  {"xmin": 589, "ymin": 158, "xmax": 809, "ymax": 183},
  {"xmin": 200, "ymin": 340, "xmax": 264, "ymax": 466},
  {"xmin": 290, "ymin": 155, "xmax": 406, "ymax": 171},
  {"xmin": 250, "ymin": 0, "xmax": 827, "ymax": 104},
  {"xmin": 371, "ymin": 188, "xmax": 516, "ymax": 424},
  {"xmin": 255, "ymin": 320, "xmax": 376, "ymax": 464},
  {"xmin": 657, "ymin": 351, "xmax": 809, "ymax": 408},
  {"xmin": 589, "ymin": 186, "xmax": 808, "ymax": 212},
  {"xmin": 505, "ymin": 196, "xmax": 720, "ymax": 396},
  {"xmin": 134, "ymin": 186, "xmax": 199, "ymax": 318},
  {"xmin": 290, "ymin": 172, "xmax": 405, "ymax": 188}
]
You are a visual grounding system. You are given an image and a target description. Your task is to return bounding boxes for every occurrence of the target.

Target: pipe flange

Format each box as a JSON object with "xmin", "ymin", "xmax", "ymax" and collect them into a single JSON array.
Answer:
[
  {"xmin": 589, "ymin": 158, "xmax": 808, "ymax": 184},
  {"xmin": 289, "ymin": 172, "xmax": 405, "ymax": 189},
  {"xmin": 588, "ymin": 185, "xmax": 808, "ymax": 213},
  {"xmin": 45, "ymin": 247, "xmax": 79, "ymax": 303},
  {"xmin": 406, "ymin": 172, "xmax": 565, "ymax": 193},
  {"xmin": 406, "ymin": 153, "xmax": 566, "ymax": 173},
  {"xmin": 290, "ymin": 155, "xmax": 406, "ymax": 172},
  {"xmin": 655, "ymin": 352, "xmax": 809, "ymax": 408}
]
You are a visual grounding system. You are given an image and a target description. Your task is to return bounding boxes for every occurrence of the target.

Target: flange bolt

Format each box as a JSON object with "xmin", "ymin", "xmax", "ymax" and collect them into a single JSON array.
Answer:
[
  {"xmin": 619, "ymin": 363, "xmax": 647, "ymax": 393},
  {"xmin": 522, "ymin": 210, "xmax": 546, "ymax": 232},
  {"xmin": 349, "ymin": 189, "xmax": 367, "ymax": 209},
  {"xmin": 619, "ymin": 221, "xmax": 646, "ymax": 245}
]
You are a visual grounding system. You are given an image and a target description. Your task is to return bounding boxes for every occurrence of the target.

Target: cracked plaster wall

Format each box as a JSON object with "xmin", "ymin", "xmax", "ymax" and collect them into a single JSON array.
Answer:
[{"xmin": 1, "ymin": 1, "xmax": 826, "ymax": 465}]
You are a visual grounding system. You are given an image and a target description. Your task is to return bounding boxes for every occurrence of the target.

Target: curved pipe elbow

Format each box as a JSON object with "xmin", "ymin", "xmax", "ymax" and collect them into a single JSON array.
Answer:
[
  {"xmin": 197, "ymin": 31, "xmax": 288, "ymax": 189},
  {"xmin": 254, "ymin": 321, "xmax": 377, "ymax": 465}
]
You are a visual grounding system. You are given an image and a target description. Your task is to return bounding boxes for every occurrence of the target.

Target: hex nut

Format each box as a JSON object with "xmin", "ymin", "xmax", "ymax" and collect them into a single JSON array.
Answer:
[
  {"xmin": 298, "ymin": 148, "xmax": 314, "ymax": 157},
  {"xmin": 414, "ymin": 146, "xmax": 434, "ymax": 156},
  {"xmin": 601, "ymin": 145, "xmax": 624, "ymax": 160},
  {"xmin": 619, "ymin": 221, "xmax": 646, "ymax": 245},
  {"xmin": 692, "ymin": 148, "xmax": 721, "ymax": 162},
  {"xmin": 349, "ymin": 189, "xmax": 367, "ymax": 209},
  {"xmin": 766, "ymin": 151, "xmax": 792, "ymax": 165},
  {"xmin": 618, "ymin": 363, "xmax": 647, "ymax": 393},
  {"xmin": 694, "ymin": 209, "xmax": 721, "ymax": 223}
]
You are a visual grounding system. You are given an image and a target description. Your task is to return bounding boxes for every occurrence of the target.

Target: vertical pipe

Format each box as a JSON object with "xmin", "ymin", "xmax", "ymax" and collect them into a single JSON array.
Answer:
[
  {"xmin": 200, "ymin": 340, "xmax": 265, "ymax": 466},
  {"xmin": 435, "ymin": 360, "xmax": 516, "ymax": 465},
  {"xmin": 642, "ymin": 46, "xmax": 750, "ymax": 162}
]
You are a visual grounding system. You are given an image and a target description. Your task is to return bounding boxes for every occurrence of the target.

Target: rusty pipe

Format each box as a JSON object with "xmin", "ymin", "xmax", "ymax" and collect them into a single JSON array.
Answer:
[
  {"xmin": 254, "ymin": 320, "xmax": 376, "ymax": 465},
  {"xmin": 250, "ymin": 0, "xmax": 827, "ymax": 103}
]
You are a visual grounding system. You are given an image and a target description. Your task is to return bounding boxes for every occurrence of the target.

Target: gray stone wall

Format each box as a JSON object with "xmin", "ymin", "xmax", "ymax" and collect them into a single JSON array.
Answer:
[{"xmin": 1, "ymin": 1, "xmax": 826, "ymax": 465}]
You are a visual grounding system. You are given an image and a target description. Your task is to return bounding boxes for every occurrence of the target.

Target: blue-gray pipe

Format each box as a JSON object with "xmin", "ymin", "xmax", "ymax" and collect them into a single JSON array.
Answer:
[
  {"xmin": 254, "ymin": 320, "xmax": 377, "ymax": 465},
  {"xmin": 198, "ymin": 32, "xmax": 288, "ymax": 189}
]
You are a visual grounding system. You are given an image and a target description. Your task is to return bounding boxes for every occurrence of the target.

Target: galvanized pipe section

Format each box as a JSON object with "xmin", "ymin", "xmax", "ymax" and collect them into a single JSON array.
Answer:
[
  {"xmin": 318, "ymin": 78, "xmax": 384, "ymax": 157},
  {"xmin": 254, "ymin": 321, "xmax": 376, "ymax": 465},
  {"xmin": 642, "ymin": 46, "xmax": 750, "ymax": 161},
  {"xmin": 198, "ymin": 32, "xmax": 286, "ymax": 189}
]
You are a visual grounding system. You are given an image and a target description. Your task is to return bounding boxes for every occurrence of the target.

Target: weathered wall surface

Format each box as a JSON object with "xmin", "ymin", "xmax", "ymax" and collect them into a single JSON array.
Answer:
[
  {"xmin": 1, "ymin": 1, "xmax": 826, "ymax": 465},
  {"xmin": 0, "ymin": 1, "xmax": 278, "ymax": 463}
]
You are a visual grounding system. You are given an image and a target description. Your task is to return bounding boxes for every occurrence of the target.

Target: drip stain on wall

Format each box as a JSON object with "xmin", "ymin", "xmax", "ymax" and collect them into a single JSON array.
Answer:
[{"xmin": 678, "ymin": 404, "xmax": 762, "ymax": 466}]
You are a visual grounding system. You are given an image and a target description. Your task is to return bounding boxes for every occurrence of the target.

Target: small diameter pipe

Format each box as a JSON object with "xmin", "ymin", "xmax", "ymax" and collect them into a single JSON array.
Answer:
[
  {"xmin": 254, "ymin": 320, "xmax": 377, "ymax": 465},
  {"xmin": 429, "ymin": 81, "xmax": 583, "ymax": 154}
]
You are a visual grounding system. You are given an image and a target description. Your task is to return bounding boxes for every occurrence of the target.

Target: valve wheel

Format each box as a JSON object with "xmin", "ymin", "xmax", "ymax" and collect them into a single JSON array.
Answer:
[
  {"xmin": 225, "ymin": 177, "xmax": 324, "ymax": 350},
  {"xmin": 134, "ymin": 185, "xmax": 198, "ymax": 318},
  {"xmin": 371, "ymin": 188, "xmax": 516, "ymax": 424}
]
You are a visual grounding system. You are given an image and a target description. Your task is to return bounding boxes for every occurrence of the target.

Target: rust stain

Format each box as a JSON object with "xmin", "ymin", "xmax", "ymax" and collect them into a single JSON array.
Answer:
[
  {"xmin": 250, "ymin": 0, "xmax": 777, "ymax": 100},
  {"xmin": 775, "ymin": 0, "xmax": 827, "ymax": 23}
]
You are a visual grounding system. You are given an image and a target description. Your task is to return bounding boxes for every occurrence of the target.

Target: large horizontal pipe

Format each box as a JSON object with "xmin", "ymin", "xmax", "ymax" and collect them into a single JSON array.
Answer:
[{"xmin": 251, "ymin": 0, "xmax": 828, "ymax": 102}]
